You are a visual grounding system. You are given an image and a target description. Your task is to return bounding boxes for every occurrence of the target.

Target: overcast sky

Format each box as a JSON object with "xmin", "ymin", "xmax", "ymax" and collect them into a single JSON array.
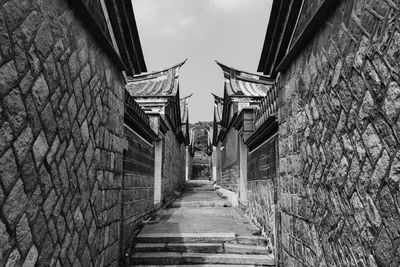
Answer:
[{"xmin": 132, "ymin": 0, "xmax": 272, "ymax": 122}]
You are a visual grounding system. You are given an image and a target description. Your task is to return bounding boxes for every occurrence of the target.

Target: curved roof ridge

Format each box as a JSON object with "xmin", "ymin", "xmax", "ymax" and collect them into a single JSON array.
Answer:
[
  {"xmin": 128, "ymin": 59, "xmax": 187, "ymax": 80},
  {"xmin": 180, "ymin": 93, "xmax": 192, "ymax": 123},
  {"xmin": 215, "ymin": 60, "xmax": 273, "ymax": 97},
  {"xmin": 211, "ymin": 93, "xmax": 223, "ymax": 103},
  {"xmin": 126, "ymin": 59, "xmax": 187, "ymax": 97},
  {"xmin": 215, "ymin": 60, "xmax": 273, "ymax": 84}
]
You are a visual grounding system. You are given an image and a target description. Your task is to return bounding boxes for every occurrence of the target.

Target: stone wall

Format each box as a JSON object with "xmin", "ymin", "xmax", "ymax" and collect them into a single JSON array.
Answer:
[
  {"xmin": 221, "ymin": 127, "xmax": 239, "ymax": 169},
  {"xmin": 247, "ymin": 180, "xmax": 275, "ymax": 245},
  {"xmin": 220, "ymin": 161, "xmax": 239, "ymax": 193},
  {"xmin": 122, "ymin": 125, "xmax": 154, "ymax": 255},
  {"xmin": 246, "ymin": 136, "xmax": 278, "ymax": 250},
  {"xmin": 218, "ymin": 127, "xmax": 239, "ymax": 192},
  {"xmin": 162, "ymin": 125, "xmax": 186, "ymax": 202},
  {"xmin": 278, "ymin": 0, "xmax": 400, "ymax": 266},
  {"xmin": 0, "ymin": 0, "xmax": 127, "ymax": 266}
]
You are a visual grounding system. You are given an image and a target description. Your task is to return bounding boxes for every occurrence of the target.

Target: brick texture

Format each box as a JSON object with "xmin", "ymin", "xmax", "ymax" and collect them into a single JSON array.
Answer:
[
  {"xmin": 0, "ymin": 0, "xmax": 126, "ymax": 266},
  {"xmin": 278, "ymin": 0, "xmax": 400, "ymax": 266}
]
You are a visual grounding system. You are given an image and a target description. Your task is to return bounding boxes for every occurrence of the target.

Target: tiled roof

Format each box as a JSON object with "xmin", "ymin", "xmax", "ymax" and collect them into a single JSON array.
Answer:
[
  {"xmin": 207, "ymin": 128, "xmax": 213, "ymax": 146},
  {"xmin": 124, "ymin": 91, "xmax": 150, "ymax": 124},
  {"xmin": 180, "ymin": 93, "xmax": 192, "ymax": 123},
  {"xmin": 212, "ymin": 93, "xmax": 223, "ymax": 123},
  {"xmin": 216, "ymin": 61, "xmax": 273, "ymax": 97},
  {"xmin": 126, "ymin": 60, "xmax": 186, "ymax": 97}
]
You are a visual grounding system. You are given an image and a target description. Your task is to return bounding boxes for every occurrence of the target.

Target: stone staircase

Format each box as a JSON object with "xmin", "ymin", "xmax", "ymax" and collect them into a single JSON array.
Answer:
[
  {"xmin": 128, "ymin": 180, "xmax": 275, "ymax": 266},
  {"xmin": 130, "ymin": 233, "xmax": 274, "ymax": 266}
]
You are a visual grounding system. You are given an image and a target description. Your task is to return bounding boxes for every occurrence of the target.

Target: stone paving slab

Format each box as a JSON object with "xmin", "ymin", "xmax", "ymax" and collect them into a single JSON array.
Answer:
[
  {"xmin": 170, "ymin": 201, "xmax": 231, "ymax": 208},
  {"xmin": 178, "ymin": 191, "xmax": 226, "ymax": 201},
  {"xmin": 224, "ymin": 243, "xmax": 270, "ymax": 255},
  {"xmin": 135, "ymin": 243, "xmax": 224, "ymax": 253},
  {"xmin": 181, "ymin": 253, "xmax": 274, "ymax": 265},
  {"xmin": 134, "ymin": 265, "xmax": 256, "ymax": 267},
  {"xmin": 132, "ymin": 180, "xmax": 273, "ymax": 266},
  {"xmin": 135, "ymin": 233, "xmax": 236, "ymax": 243},
  {"xmin": 139, "ymin": 180, "xmax": 259, "ymax": 236},
  {"xmin": 141, "ymin": 206, "xmax": 257, "ymax": 235},
  {"xmin": 131, "ymin": 252, "xmax": 274, "ymax": 265}
]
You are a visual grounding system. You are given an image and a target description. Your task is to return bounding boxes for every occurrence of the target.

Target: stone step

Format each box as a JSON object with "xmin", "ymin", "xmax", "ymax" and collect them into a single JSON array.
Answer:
[
  {"xmin": 235, "ymin": 235, "xmax": 268, "ymax": 246},
  {"xmin": 224, "ymin": 243, "xmax": 270, "ymax": 255},
  {"xmin": 135, "ymin": 243, "xmax": 224, "ymax": 253},
  {"xmin": 134, "ymin": 265, "xmax": 256, "ymax": 267},
  {"xmin": 134, "ymin": 233, "xmax": 236, "ymax": 243},
  {"xmin": 185, "ymin": 187, "xmax": 215, "ymax": 192},
  {"xmin": 134, "ymin": 242, "xmax": 270, "ymax": 255},
  {"xmin": 169, "ymin": 201, "xmax": 231, "ymax": 208},
  {"xmin": 130, "ymin": 252, "xmax": 275, "ymax": 266}
]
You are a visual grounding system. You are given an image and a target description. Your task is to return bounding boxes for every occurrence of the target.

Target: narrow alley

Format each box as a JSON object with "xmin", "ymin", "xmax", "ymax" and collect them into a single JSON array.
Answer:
[
  {"xmin": 1, "ymin": 0, "xmax": 400, "ymax": 266},
  {"xmin": 130, "ymin": 180, "xmax": 274, "ymax": 266}
]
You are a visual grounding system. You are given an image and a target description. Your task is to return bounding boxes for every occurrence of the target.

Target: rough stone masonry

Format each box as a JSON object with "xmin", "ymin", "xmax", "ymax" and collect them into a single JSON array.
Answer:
[
  {"xmin": 0, "ymin": 0, "xmax": 131, "ymax": 266},
  {"xmin": 277, "ymin": 0, "xmax": 400, "ymax": 266}
]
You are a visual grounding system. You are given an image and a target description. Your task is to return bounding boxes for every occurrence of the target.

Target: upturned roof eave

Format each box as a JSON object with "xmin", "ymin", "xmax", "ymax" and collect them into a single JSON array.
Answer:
[
  {"xmin": 215, "ymin": 60, "xmax": 274, "ymax": 82},
  {"xmin": 128, "ymin": 58, "xmax": 187, "ymax": 80}
]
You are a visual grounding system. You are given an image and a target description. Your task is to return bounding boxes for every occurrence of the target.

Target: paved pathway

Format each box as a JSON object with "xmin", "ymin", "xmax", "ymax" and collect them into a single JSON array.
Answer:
[
  {"xmin": 140, "ymin": 180, "xmax": 259, "ymax": 235},
  {"xmin": 130, "ymin": 180, "xmax": 275, "ymax": 266}
]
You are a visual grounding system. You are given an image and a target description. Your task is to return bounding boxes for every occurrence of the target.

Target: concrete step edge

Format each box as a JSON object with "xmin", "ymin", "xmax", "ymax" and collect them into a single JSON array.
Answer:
[
  {"xmin": 224, "ymin": 243, "xmax": 271, "ymax": 255},
  {"xmin": 131, "ymin": 252, "xmax": 275, "ymax": 265},
  {"xmin": 134, "ymin": 242, "xmax": 224, "ymax": 253},
  {"xmin": 135, "ymin": 233, "xmax": 236, "ymax": 243},
  {"xmin": 134, "ymin": 265, "xmax": 256, "ymax": 267},
  {"xmin": 234, "ymin": 235, "xmax": 269, "ymax": 246},
  {"xmin": 134, "ymin": 242, "xmax": 270, "ymax": 255},
  {"xmin": 170, "ymin": 202, "xmax": 232, "ymax": 207}
]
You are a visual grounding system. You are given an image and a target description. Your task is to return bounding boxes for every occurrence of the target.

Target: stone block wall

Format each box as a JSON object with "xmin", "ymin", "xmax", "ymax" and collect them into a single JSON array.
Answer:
[
  {"xmin": 247, "ymin": 180, "xmax": 275, "ymax": 245},
  {"xmin": 162, "ymin": 127, "xmax": 185, "ymax": 202},
  {"xmin": 220, "ymin": 161, "xmax": 239, "ymax": 193},
  {"xmin": 122, "ymin": 126, "xmax": 154, "ymax": 255},
  {"xmin": 218, "ymin": 127, "xmax": 239, "ymax": 192},
  {"xmin": 246, "ymin": 136, "xmax": 278, "ymax": 250},
  {"xmin": 278, "ymin": 0, "xmax": 400, "ymax": 266},
  {"xmin": 0, "ymin": 0, "xmax": 127, "ymax": 266}
]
